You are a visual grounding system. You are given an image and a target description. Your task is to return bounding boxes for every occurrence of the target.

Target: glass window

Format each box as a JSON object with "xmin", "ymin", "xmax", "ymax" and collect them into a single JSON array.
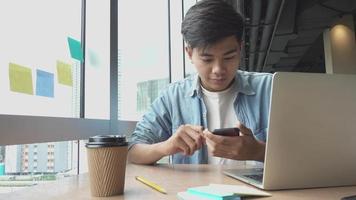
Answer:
[
  {"xmin": 0, "ymin": 0, "xmax": 81, "ymax": 118},
  {"xmin": 85, "ymin": 0, "xmax": 110, "ymax": 120},
  {"xmin": 0, "ymin": 141, "xmax": 78, "ymax": 193},
  {"xmin": 0, "ymin": 0, "xmax": 81, "ymax": 193},
  {"xmin": 117, "ymin": 0, "xmax": 170, "ymax": 121},
  {"xmin": 77, "ymin": 0, "xmax": 112, "ymax": 174},
  {"xmin": 169, "ymin": 0, "xmax": 184, "ymax": 83},
  {"xmin": 0, "ymin": 0, "xmax": 191, "ymax": 189},
  {"xmin": 183, "ymin": 0, "xmax": 198, "ymax": 77}
]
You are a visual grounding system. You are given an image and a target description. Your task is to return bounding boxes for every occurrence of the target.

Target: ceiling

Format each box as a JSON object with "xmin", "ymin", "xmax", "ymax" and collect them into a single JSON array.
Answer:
[{"xmin": 237, "ymin": 0, "xmax": 356, "ymax": 73}]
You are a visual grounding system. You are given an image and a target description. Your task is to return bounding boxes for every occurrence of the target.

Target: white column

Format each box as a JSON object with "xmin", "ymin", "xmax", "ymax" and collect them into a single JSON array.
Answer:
[{"xmin": 323, "ymin": 15, "xmax": 356, "ymax": 74}]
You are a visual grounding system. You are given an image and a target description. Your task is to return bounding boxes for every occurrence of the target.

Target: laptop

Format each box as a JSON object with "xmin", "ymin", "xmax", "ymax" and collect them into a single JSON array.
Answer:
[{"xmin": 224, "ymin": 72, "xmax": 356, "ymax": 190}]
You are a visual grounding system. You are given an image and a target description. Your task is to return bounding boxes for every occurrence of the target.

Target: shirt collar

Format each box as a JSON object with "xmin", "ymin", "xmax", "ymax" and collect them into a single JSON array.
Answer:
[{"xmin": 187, "ymin": 71, "xmax": 256, "ymax": 97}]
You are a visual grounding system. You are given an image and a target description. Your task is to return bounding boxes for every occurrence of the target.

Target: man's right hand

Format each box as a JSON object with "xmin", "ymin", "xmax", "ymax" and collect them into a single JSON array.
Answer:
[
  {"xmin": 128, "ymin": 124, "xmax": 204, "ymax": 165},
  {"xmin": 161, "ymin": 125, "xmax": 204, "ymax": 156}
]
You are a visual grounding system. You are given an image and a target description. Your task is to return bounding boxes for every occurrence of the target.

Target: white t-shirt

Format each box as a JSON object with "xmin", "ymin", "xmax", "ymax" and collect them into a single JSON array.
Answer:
[{"xmin": 201, "ymin": 81, "xmax": 246, "ymax": 166}]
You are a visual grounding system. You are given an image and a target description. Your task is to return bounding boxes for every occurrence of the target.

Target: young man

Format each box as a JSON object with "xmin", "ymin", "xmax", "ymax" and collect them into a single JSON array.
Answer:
[{"xmin": 128, "ymin": 0, "xmax": 272, "ymax": 165}]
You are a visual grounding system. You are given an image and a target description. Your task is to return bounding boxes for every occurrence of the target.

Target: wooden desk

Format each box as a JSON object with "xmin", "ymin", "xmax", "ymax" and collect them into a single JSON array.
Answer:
[{"xmin": 2, "ymin": 164, "xmax": 356, "ymax": 200}]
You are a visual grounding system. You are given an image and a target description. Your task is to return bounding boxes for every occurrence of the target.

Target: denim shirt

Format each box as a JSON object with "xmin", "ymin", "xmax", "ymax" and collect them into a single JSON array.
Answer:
[{"xmin": 129, "ymin": 70, "xmax": 273, "ymax": 164}]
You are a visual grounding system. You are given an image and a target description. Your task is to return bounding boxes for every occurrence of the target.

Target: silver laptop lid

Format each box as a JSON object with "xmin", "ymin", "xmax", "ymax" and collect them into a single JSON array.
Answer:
[{"xmin": 263, "ymin": 72, "xmax": 356, "ymax": 190}]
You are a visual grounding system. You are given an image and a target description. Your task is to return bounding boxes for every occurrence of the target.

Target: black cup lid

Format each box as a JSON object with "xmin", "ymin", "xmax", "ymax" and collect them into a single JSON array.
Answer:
[{"xmin": 86, "ymin": 135, "xmax": 127, "ymax": 148}]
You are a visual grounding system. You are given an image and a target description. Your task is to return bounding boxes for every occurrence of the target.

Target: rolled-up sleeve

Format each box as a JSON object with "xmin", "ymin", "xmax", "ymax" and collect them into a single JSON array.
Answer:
[{"xmin": 128, "ymin": 92, "xmax": 173, "ymax": 150}]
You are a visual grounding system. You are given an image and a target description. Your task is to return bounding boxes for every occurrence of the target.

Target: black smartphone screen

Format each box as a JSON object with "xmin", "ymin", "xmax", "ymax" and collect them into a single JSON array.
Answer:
[{"xmin": 212, "ymin": 128, "xmax": 240, "ymax": 136}]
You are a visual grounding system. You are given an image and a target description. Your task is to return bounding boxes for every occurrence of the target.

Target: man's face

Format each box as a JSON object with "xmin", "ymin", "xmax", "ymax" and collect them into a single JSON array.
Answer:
[{"xmin": 186, "ymin": 36, "xmax": 241, "ymax": 92}]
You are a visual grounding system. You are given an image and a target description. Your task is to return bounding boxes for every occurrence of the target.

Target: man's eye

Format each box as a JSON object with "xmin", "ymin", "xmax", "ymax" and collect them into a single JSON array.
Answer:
[
  {"xmin": 224, "ymin": 56, "xmax": 235, "ymax": 60},
  {"xmin": 202, "ymin": 59, "xmax": 212, "ymax": 63}
]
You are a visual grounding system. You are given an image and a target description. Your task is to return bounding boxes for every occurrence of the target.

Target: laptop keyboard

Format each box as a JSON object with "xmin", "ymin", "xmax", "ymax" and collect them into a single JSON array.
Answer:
[{"xmin": 244, "ymin": 174, "xmax": 263, "ymax": 183}]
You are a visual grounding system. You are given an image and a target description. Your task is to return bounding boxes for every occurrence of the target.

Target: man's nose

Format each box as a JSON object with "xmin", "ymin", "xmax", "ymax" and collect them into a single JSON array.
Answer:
[{"xmin": 212, "ymin": 61, "xmax": 225, "ymax": 74}]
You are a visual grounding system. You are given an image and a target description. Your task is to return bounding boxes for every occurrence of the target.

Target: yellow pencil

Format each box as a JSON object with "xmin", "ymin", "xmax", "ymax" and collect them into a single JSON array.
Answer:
[{"xmin": 135, "ymin": 176, "xmax": 167, "ymax": 194}]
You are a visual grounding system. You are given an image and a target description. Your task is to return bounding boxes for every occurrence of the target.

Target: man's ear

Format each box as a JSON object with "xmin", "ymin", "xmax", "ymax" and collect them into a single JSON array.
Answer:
[{"xmin": 185, "ymin": 46, "xmax": 193, "ymax": 60}]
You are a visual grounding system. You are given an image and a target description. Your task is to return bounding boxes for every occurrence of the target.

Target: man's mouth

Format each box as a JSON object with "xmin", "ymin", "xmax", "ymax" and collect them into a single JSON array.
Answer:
[{"xmin": 211, "ymin": 78, "xmax": 226, "ymax": 83}]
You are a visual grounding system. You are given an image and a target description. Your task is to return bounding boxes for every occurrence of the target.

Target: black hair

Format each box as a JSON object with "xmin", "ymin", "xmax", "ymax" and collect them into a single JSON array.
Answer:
[{"xmin": 181, "ymin": 0, "xmax": 244, "ymax": 49}]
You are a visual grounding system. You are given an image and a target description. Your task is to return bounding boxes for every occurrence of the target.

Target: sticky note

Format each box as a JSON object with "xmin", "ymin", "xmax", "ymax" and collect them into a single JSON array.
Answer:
[
  {"xmin": 187, "ymin": 186, "xmax": 237, "ymax": 200},
  {"xmin": 67, "ymin": 36, "xmax": 83, "ymax": 61},
  {"xmin": 0, "ymin": 163, "xmax": 4, "ymax": 176},
  {"xmin": 9, "ymin": 63, "xmax": 34, "ymax": 95},
  {"xmin": 36, "ymin": 69, "xmax": 54, "ymax": 97},
  {"xmin": 56, "ymin": 60, "xmax": 73, "ymax": 86}
]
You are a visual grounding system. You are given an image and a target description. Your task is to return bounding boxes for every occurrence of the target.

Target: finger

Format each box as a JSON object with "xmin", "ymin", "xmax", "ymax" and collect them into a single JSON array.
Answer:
[
  {"xmin": 185, "ymin": 126, "xmax": 203, "ymax": 140},
  {"xmin": 180, "ymin": 132, "xmax": 199, "ymax": 155},
  {"xmin": 186, "ymin": 125, "xmax": 205, "ymax": 146},
  {"xmin": 185, "ymin": 126, "xmax": 204, "ymax": 148},
  {"xmin": 203, "ymin": 129, "xmax": 224, "ymax": 143},
  {"xmin": 205, "ymin": 138, "xmax": 233, "ymax": 158},
  {"xmin": 189, "ymin": 125, "xmax": 204, "ymax": 133},
  {"xmin": 236, "ymin": 121, "xmax": 253, "ymax": 136},
  {"xmin": 175, "ymin": 137, "xmax": 191, "ymax": 155},
  {"xmin": 205, "ymin": 138, "xmax": 218, "ymax": 155}
]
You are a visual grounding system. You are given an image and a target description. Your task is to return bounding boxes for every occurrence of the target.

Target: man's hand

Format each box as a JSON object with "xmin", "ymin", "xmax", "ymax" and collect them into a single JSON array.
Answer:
[
  {"xmin": 203, "ymin": 122, "xmax": 265, "ymax": 161},
  {"xmin": 161, "ymin": 125, "xmax": 205, "ymax": 156},
  {"xmin": 128, "ymin": 124, "xmax": 204, "ymax": 165}
]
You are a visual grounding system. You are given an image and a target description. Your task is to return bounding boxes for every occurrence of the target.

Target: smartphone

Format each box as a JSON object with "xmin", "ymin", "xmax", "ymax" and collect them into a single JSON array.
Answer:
[{"xmin": 212, "ymin": 127, "xmax": 240, "ymax": 136}]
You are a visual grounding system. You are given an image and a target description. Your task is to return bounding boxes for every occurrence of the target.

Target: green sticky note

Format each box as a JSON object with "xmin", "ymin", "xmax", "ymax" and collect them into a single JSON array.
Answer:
[
  {"xmin": 56, "ymin": 60, "xmax": 73, "ymax": 86},
  {"xmin": 9, "ymin": 63, "xmax": 34, "ymax": 95},
  {"xmin": 67, "ymin": 36, "xmax": 83, "ymax": 61}
]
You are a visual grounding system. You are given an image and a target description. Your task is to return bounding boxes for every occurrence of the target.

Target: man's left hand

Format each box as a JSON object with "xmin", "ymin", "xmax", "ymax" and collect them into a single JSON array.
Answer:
[{"xmin": 203, "ymin": 121, "xmax": 265, "ymax": 162}]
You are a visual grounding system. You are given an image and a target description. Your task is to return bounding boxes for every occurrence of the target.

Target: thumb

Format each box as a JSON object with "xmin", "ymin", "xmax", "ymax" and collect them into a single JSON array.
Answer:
[{"xmin": 236, "ymin": 121, "xmax": 253, "ymax": 136}]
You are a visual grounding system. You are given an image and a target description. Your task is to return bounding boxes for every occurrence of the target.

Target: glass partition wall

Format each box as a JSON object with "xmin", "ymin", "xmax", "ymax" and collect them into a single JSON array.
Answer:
[
  {"xmin": 0, "ymin": 0, "xmax": 82, "ymax": 193},
  {"xmin": 0, "ymin": 0, "xmax": 198, "ymax": 193}
]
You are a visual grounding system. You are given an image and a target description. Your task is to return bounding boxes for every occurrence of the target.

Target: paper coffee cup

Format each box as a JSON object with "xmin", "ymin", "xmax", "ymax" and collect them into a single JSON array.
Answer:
[{"xmin": 86, "ymin": 135, "xmax": 128, "ymax": 197}]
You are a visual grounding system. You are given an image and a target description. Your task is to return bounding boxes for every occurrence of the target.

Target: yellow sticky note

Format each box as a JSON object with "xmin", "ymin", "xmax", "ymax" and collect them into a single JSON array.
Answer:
[
  {"xmin": 56, "ymin": 60, "xmax": 73, "ymax": 86},
  {"xmin": 9, "ymin": 63, "xmax": 34, "ymax": 95}
]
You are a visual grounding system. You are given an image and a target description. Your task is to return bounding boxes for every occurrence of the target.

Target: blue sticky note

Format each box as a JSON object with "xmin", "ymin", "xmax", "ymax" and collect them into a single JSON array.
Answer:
[
  {"xmin": 67, "ymin": 36, "xmax": 83, "ymax": 61},
  {"xmin": 36, "ymin": 69, "xmax": 54, "ymax": 98}
]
